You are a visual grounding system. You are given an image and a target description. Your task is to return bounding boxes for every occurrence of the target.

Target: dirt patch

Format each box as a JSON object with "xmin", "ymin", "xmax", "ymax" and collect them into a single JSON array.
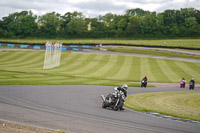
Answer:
[{"xmin": 0, "ymin": 120, "xmax": 62, "ymax": 133}]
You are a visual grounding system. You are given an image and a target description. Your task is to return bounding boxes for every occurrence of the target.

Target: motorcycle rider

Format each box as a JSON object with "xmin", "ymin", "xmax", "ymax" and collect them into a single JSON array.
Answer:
[
  {"xmin": 180, "ymin": 77, "xmax": 186, "ymax": 88},
  {"xmin": 141, "ymin": 76, "xmax": 148, "ymax": 87},
  {"xmin": 143, "ymin": 76, "xmax": 147, "ymax": 81},
  {"xmin": 112, "ymin": 84, "xmax": 128, "ymax": 110},
  {"xmin": 189, "ymin": 78, "xmax": 195, "ymax": 90}
]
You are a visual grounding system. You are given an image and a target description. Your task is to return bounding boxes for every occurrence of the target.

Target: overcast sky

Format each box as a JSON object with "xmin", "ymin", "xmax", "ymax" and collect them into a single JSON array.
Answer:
[{"xmin": 0, "ymin": 0, "xmax": 200, "ymax": 19}]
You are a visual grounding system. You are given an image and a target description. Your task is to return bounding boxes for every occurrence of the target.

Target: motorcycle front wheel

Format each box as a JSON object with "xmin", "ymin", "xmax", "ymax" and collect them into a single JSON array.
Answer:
[{"xmin": 102, "ymin": 102, "xmax": 107, "ymax": 108}]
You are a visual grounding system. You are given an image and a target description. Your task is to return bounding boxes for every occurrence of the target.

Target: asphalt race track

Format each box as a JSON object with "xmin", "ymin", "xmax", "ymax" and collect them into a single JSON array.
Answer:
[{"xmin": 0, "ymin": 85, "xmax": 200, "ymax": 133}]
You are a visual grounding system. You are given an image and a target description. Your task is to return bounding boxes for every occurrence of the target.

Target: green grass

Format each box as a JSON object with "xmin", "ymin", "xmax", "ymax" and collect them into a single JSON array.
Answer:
[
  {"xmin": 125, "ymin": 91, "xmax": 200, "ymax": 121},
  {"xmin": 1, "ymin": 38, "xmax": 200, "ymax": 49},
  {"xmin": 107, "ymin": 47, "xmax": 200, "ymax": 60},
  {"xmin": 0, "ymin": 51, "xmax": 199, "ymax": 85}
]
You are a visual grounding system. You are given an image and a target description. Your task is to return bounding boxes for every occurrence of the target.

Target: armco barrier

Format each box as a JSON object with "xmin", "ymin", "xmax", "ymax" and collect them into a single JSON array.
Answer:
[
  {"xmin": 7, "ymin": 44, "xmax": 15, "ymax": 47},
  {"xmin": 70, "ymin": 45, "xmax": 77, "ymax": 47},
  {"xmin": 82, "ymin": 45, "xmax": 89, "ymax": 48},
  {"xmin": 72, "ymin": 48, "xmax": 79, "ymax": 51},
  {"xmin": 20, "ymin": 45, "xmax": 29, "ymax": 48},
  {"xmin": 33, "ymin": 45, "xmax": 41, "ymax": 49},
  {"xmin": 61, "ymin": 47, "xmax": 67, "ymax": 51}
]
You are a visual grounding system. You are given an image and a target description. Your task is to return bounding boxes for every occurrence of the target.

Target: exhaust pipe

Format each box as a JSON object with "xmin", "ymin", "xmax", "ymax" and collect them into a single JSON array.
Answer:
[{"xmin": 101, "ymin": 95, "xmax": 105, "ymax": 102}]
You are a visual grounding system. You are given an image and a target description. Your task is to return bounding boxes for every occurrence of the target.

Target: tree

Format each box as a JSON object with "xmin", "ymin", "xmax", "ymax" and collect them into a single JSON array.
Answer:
[
  {"xmin": 1, "ymin": 11, "xmax": 37, "ymax": 37},
  {"xmin": 60, "ymin": 11, "xmax": 84, "ymax": 35},
  {"xmin": 38, "ymin": 12, "xmax": 61, "ymax": 37},
  {"xmin": 184, "ymin": 17, "xmax": 199, "ymax": 36},
  {"xmin": 66, "ymin": 18, "xmax": 87, "ymax": 37},
  {"xmin": 126, "ymin": 8, "xmax": 151, "ymax": 17},
  {"xmin": 126, "ymin": 16, "xmax": 140, "ymax": 37},
  {"xmin": 86, "ymin": 18, "xmax": 108, "ymax": 38}
]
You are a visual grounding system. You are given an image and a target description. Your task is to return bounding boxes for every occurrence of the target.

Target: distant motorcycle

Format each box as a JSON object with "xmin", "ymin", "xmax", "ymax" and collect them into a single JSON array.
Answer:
[
  {"xmin": 101, "ymin": 89, "xmax": 125, "ymax": 111},
  {"xmin": 189, "ymin": 81, "xmax": 194, "ymax": 90},
  {"xmin": 141, "ymin": 80, "xmax": 147, "ymax": 88},
  {"xmin": 180, "ymin": 81, "xmax": 185, "ymax": 88}
]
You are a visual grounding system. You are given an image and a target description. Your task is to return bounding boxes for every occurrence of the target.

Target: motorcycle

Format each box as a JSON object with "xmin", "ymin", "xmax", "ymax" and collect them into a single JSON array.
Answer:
[
  {"xmin": 180, "ymin": 81, "xmax": 185, "ymax": 88},
  {"xmin": 141, "ymin": 80, "xmax": 147, "ymax": 88},
  {"xmin": 189, "ymin": 81, "xmax": 194, "ymax": 90},
  {"xmin": 101, "ymin": 89, "xmax": 125, "ymax": 111}
]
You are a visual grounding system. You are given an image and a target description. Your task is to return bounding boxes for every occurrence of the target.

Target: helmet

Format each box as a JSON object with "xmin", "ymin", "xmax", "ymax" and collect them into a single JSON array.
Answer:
[
  {"xmin": 192, "ymin": 78, "xmax": 194, "ymax": 80},
  {"xmin": 122, "ymin": 84, "xmax": 128, "ymax": 90}
]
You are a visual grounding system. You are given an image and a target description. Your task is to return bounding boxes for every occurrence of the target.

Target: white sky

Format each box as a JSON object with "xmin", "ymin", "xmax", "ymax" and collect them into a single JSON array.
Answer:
[{"xmin": 0, "ymin": 0, "xmax": 200, "ymax": 19}]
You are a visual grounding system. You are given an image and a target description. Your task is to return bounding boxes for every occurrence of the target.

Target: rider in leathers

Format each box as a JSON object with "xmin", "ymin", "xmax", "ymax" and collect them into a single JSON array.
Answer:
[{"xmin": 112, "ymin": 84, "xmax": 128, "ymax": 110}]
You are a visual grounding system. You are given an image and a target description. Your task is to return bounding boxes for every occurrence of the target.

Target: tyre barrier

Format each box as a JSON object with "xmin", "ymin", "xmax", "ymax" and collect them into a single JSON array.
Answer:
[
  {"xmin": 0, "ymin": 43, "xmax": 199, "ymax": 56},
  {"xmin": 0, "ymin": 43, "xmax": 92, "ymax": 52}
]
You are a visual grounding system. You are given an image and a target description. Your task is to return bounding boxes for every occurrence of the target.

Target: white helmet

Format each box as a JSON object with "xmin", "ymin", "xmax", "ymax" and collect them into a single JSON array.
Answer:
[{"xmin": 122, "ymin": 84, "xmax": 128, "ymax": 90}]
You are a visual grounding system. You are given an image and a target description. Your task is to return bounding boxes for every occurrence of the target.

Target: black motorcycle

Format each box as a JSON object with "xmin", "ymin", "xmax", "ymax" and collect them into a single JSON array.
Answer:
[
  {"xmin": 189, "ymin": 81, "xmax": 195, "ymax": 90},
  {"xmin": 141, "ymin": 80, "xmax": 147, "ymax": 87},
  {"xmin": 101, "ymin": 90, "xmax": 125, "ymax": 111}
]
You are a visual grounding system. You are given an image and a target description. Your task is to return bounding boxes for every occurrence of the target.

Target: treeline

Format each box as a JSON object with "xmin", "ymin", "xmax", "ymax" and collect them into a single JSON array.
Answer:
[{"xmin": 0, "ymin": 8, "xmax": 200, "ymax": 39}]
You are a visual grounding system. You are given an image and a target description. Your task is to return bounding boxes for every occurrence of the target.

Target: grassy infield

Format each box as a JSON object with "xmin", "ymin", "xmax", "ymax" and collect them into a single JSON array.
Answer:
[{"xmin": 0, "ymin": 38, "xmax": 200, "ymax": 121}]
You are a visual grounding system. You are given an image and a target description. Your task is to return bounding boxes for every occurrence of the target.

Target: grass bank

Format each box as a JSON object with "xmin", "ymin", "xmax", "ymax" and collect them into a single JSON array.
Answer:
[
  {"xmin": 125, "ymin": 91, "xmax": 200, "ymax": 121},
  {"xmin": 107, "ymin": 47, "xmax": 200, "ymax": 60},
  {"xmin": 0, "ymin": 51, "xmax": 199, "ymax": 85},
  {"xmin": 1, "ymin": 38, "xmax": 200, "ymax": 49}
]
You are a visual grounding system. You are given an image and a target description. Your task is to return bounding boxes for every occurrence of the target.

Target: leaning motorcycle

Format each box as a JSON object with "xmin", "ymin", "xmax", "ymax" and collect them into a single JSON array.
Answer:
[{"xmin": 101, "ymin": 89, "xmax": 125, "ymax": 111}]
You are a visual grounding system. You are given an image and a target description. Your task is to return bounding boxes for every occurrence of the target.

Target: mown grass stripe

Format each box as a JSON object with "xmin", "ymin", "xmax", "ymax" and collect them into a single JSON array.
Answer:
[
  {"xmin": 88, "ymin": 55, "xmax": 111, "ymax": 77},
  {"xmin": 149, "ymin": 58, "xmax": 170, "ymax": 82},
  {"xmin": 128, "ymin": 57, "xmax": 140, "ymax": 81},
  {"xmin": 0, "ymin": 51, "xmax": 17, "ymax": 61},
  {"xmin": 63, "ymin": 54, "xmax": 96, "ymax": 73},
  {"xmin": 170, "ymin": 61, "xmax": 194, "ymax": 82},
  {"xmin": 0, "ymin": 51, "xmax": 26, "ymax": 63},
  {"xmin": 4, "ymin": 52, "xmax": 40, "ymax": 65},
  {"xmin": 4, "ymin": 52, "xmax": 44, "ymax": 68},
  {"xmin": 91, "ymin": 55, "xmax": 118, "ymax": 78},
  {"xmin": 104, "ymin": 55, "xmax": 125, "ymax": 79},
  {"xmin": 0, "ymin": 51, "xmax": 15, "ymax": 60},
  {"xmin": 49, "ymin": 53, "xmax": 83, "ymax": 72},
  {"xmin": 140, "ymin": 57, "xmax": 155, "ymax": 82},
  {"xmin": 66, "ymin": 54, "xmax": 98, "ymax": 74},
  {"xmin": 156, "ymin": 59, "xmax": 178, "ymax": 82},
  {"xmin": 83, "ymin": 55, "xmax": 110, "ymax": 76},
  {"xmin": 54, "ymin": 52, "xmax": 79, "ymax": 70},
  {"xmin": 175, "ymin": 62, "xmax": 200, "ymax": 82},
  {"xmin": 0, "ymin": 51, "xmax": 200, "ymax": 85},
  {"xmin": 113, "ymin": 56, "xmax": 132, "ymax": 80},
  {"xmin": 74, "ymin": 54, "xmax": 105, "ymax": 76}
]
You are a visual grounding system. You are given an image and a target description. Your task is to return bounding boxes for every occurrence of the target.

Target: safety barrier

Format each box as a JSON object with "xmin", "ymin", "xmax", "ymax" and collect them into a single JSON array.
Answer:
[
  {"xmin": 61, "ymin": 47, "xmax": 67, "ymax": 51},
  {"xmin": 33, "ymin": 45, "xmax": 41, "ymax": 49},
  {"xmin": 7, "ymin": 44, "xmax": 15, "ymax": 47},
  {"xmin": 20, "ymin": 45, "xmax": 29, "ymax": 48},
  {"xmin": 72, "ymin": 48, "xmax": 79, "ymax": 51},
  {"xmin": 70, "ymin": 45, "xmax": 77, "ymax": 47},
  {"xmin": 1, "ymin": 43, "xmax": 199, "ymax": 56},
  {"xmin": 82, "ymin": 45, "xmax": 89, "ymax": 48}
]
